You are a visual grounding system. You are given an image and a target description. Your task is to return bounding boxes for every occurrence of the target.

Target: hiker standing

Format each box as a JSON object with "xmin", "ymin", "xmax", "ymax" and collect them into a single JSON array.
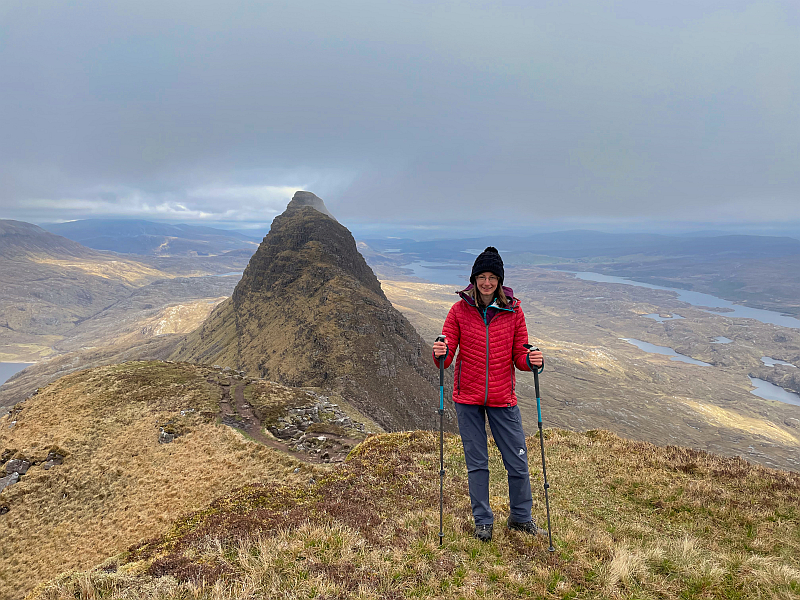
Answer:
[{"xmin": 432, "ymin": 246, "xmax": 544, "ymax": 542}]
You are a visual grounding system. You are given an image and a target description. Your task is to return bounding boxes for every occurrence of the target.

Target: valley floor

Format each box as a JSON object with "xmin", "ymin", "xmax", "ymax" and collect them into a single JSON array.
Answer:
[{"xmin": 380, "ymin": 270, "xmax": 800, "ymax": 474}]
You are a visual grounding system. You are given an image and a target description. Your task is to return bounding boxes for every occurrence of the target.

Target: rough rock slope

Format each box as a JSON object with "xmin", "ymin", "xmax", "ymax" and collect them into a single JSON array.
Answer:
[
  {"xmin": 0, "ymin": 360, "xmax": 333, "ymax": 600},
  {"xmin": 172, "ymin": 192, "xmax": 452, "ymax": 432}
]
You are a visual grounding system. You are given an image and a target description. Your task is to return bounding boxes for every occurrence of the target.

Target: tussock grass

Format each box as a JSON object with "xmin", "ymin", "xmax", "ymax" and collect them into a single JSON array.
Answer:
[
  {"xmin": 28, "ymin": 429, "xmax": 800, "ymax": 600},
  {"xmin": 0, "ymin": 361, "xmax": 318, "ymax": 600}
]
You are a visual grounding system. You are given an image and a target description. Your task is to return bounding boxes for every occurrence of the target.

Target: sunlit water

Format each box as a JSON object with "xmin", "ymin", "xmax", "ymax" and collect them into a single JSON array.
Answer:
[
  {"xmin": 620, "ymin": 338, "xmax": 711, "ymax": 366},
  {"xmin": 748, "ymin": 377, "xmax": 800, "ymax": 406},
  {"xmin": 568, "ymin": 271, "xmax": 800, "ymax": 329},
  {"xmin": 405, "ymin": 261, "xmax": 471, "ymax": 287},
  {"xmin": 761, "ymin": 357, "xmax": 796, "ymax": 368}
]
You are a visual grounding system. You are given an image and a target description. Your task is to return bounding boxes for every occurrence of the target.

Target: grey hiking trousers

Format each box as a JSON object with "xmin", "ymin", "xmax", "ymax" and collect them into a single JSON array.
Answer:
[{"xmin": 454, "ymin": 402, "xmax": 533, "ymax": 526}]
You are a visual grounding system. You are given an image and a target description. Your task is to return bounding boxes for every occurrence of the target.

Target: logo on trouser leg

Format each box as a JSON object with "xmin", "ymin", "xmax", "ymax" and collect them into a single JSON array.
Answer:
[{"xmin": 518, "ymin": 448, "xmax": 526, "ymax": 456}]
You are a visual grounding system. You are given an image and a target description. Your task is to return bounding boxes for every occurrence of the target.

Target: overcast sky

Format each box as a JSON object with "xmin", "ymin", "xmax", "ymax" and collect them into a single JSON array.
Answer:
[{"xmin": 1, "ymin": 0, "xmax": 798, "ymax": 233}]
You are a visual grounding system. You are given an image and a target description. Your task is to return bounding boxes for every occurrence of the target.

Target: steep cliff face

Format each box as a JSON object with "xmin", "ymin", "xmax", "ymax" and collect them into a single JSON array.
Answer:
[{"xmin": 173, "ymin": 192, "xmax": 453, "ymax": 432}]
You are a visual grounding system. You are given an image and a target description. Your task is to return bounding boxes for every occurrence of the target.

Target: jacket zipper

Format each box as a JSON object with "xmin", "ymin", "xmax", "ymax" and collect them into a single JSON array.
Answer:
[
  {"xmin": 483, "ymin": 306, "xmax": 489, "ymax": 405},
  {"xmin": 471, "ymin": 299, "xmax": 515, "ymax": 407}
]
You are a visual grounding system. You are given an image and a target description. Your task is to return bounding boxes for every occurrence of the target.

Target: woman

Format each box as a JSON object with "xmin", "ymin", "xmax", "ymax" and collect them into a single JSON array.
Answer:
[{"xmin": 432, "ymin": 246, "xmax": 544, "ymax": 542}]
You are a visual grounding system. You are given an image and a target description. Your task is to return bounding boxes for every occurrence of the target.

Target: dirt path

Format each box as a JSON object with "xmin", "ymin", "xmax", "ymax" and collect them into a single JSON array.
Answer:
[{"xmin": 214, "ymin": 375, "xmax": 362, "ymax": 464}]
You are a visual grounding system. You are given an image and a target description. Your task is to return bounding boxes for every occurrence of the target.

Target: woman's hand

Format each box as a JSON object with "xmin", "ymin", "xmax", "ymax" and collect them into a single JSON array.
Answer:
[
  {"xmin": 433, "ymin": 337, "xmax": 447, "ymax": 358},
  {"xmin": 526, "ymin": 348, "xmax": 543, "ymax": 368}
]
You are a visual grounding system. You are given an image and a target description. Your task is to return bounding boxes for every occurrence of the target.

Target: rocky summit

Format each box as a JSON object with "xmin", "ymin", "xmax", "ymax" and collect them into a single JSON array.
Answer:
[{"xmin": 172, "ymin": 192, "xmax": 453, "ymax": 432}]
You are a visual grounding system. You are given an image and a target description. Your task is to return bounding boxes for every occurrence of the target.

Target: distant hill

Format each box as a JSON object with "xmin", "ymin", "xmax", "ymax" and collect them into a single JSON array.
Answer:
[
  {"xmin": 360, "ymin": 230, "xmax": 800, "ymax": 317},
  {"xmin": 43, "ymin": 219, "xmax": 260, "ymax": 256},
  {"xmin": 172, "ymin": 192, "xmax": 452, "ymax": 433},
  {"xmin": 0, "ymin": 219, "xmax": 174, "ymax": 360},
  {"xmin": 0, "ymin": 219, "xmax": 242, "ymax": 364},
  {"xmin": 0, "ymin": 219, "xmax": 100, "ymax": 259},
  {"xmin": 362, "ymin": 230, "xmax": 800, "ymax": 263}
]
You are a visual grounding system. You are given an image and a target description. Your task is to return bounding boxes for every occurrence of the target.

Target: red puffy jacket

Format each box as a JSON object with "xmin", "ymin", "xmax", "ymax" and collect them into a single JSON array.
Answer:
[{"xmin": 433, "ymin": 286, "xmax": 532, "ymax": 407}]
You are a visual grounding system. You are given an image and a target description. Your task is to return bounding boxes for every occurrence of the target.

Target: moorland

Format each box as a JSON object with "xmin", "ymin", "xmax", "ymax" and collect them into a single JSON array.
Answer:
[{"xmin": 1, "ymin": 212, "xmax": 799, "ymax": 598}]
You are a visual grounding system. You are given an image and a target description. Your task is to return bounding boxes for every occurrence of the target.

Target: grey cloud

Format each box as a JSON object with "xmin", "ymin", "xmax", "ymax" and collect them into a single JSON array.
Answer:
[{"xmin": 1, "ymin": 0, "xmax": 798, "ymax": 227}]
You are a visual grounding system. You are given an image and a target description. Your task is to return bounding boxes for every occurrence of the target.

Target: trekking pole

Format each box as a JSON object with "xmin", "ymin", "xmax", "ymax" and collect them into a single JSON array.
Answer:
[
  {"xmin": 523, "ymin": 343, "xmax": 555, "ymax": 552},
  {"xmin": 435, "ymin": 335, "xmax": 447, "ymax": 546}
]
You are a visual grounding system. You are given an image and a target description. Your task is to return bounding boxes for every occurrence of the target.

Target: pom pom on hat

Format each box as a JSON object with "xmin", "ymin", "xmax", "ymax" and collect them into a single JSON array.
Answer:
[{"xmin": 470, "ymin": 246, "xmax": 504, "ymax": 283}]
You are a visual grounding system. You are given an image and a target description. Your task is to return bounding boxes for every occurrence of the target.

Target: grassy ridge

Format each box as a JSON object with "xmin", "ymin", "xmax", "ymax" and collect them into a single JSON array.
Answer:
[
  {"xmin": 0, "ymin": 361, "xmax": 319, "ymax": 600},
  {"xmin": 28, "ymin": 430, "xmax": 800, "ymax": 599}
]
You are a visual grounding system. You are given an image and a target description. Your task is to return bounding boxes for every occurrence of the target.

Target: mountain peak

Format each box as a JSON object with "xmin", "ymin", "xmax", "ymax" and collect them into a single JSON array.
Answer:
[
  {"xmin": 287, "ymin": 191, "xmax": 337, "ymax": 221},
  {"xmin": 172, "ymin": 200, "xmax": 452, "ymax": 432}
]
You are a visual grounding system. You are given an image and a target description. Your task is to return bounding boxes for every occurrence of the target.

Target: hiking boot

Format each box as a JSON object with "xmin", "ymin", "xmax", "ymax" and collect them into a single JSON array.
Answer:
[
  {"xmin": 506, "ymin": 519, "xmax": 538, "ymax": 535},
  {"xmin": 474, "ymin": 523, "xmax": 493, "ymax": 542}
]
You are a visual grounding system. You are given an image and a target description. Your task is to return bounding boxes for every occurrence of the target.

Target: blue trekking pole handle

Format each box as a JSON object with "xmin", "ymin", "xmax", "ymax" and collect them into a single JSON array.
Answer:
[{"xmin": 435, "ymin": 335, "xmax": 447, "ymax": 410}]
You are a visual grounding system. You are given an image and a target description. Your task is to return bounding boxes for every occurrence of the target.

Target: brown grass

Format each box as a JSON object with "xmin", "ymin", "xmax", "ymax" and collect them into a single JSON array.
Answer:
[
  {"xmin": 0, "ymin": 361, "xmax": 322, "ymax": 600},
  {"xmin": 105, "ymin": 298, "xmax": 228, "ymax": 348},
  {"xmin": 27, "ymin": 256, "xmax": 176, "ymax": 284},
  {"xmin": 26, "ymin": 429, "xmax": 800, "ymax": 600}
]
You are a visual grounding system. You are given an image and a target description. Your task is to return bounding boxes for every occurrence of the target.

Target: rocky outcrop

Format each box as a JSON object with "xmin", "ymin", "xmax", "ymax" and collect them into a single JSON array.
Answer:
[
  {"xmin": 287, "ymin": 191, "xmax": 338, "ymax": 221},
  {"xmin": 0, "ymin": 472, "xmax": 19, "ymax": 494},
  {"xmin": 269, "ymin": 392, "xmax": 369, "ymax": 459},
  {"xmin": 172, "ymin": 192, "xmax": 454, "ymax": 433},
  {"xmin": 0, "ymin": 448, "xmax": 65, "ymax": 498},
  {"xmin": 5, "ymin": 459, "xmax": 30, "ymax": 476}
]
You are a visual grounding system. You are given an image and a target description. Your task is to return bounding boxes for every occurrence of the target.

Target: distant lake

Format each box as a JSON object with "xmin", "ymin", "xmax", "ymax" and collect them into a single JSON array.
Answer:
[
  {"xmin": 761, "ymin": 357, "xmax": 796, "ymax": 368},
  {"xmin": 643, "ymin": 313, "xmax": 684, "ymax": 323},
  {"xmin": 617, "ymin": 342, "xmax": 800, "ymax": 406},
  {"xmin": 567, "ymin": 271, "xmax": 800, "ymax": 329},
  {"xmin": 405, "ymin": 261, "xmax": 470, "ymax": 287},
  {"xmin": 620, "ymin": 338, "xmax": 711, "ymax": 366},
  {"xmin": 0, "ymin": 362, "xmax": 34, "ymax": 386},
  {"xmin": 748, "ymin": 377, "xmax": 800, "ymax": 406}
]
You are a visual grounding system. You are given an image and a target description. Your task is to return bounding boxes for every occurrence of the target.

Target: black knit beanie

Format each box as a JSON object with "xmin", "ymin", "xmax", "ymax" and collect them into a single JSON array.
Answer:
[{"xmin": 470, "ymin": 246, "xmax": 504, "ymax": 284}]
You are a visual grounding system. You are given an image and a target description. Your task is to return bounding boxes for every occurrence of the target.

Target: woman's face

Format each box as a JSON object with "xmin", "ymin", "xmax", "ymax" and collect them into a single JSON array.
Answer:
[{"xmin": 475, "ymin": 272, "xmax": 499, "ymax": 299}]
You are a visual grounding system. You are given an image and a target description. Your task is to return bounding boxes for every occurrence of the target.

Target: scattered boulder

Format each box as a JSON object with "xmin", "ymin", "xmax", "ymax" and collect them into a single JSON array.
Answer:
[
  {"xmin": 0, "ymin": 505, "xmax": 8, "ymax": 515},
  {"xmin": 269, "ymin": 393, "xmax": 370, "ymax": 456},
  {"xmin": 42, "ymin": 451, "xmax": 65, "ymax": 470},
  {"xmin": 159, "ymin": 429, "xmax": 175, "ymax": 444},
  {"xmin": 5, "ymin": 459, "xmax": 30, "ymax": 476},
  {"xmin": 0, "ymin": 472, "xmax": 20, "ymax": 493}
]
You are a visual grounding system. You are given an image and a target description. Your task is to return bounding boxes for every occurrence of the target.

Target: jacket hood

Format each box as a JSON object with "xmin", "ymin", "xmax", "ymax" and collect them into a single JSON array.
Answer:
[{"xmin": 458, "ymin": 284, "xmax": 518, "ymax": 308}]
